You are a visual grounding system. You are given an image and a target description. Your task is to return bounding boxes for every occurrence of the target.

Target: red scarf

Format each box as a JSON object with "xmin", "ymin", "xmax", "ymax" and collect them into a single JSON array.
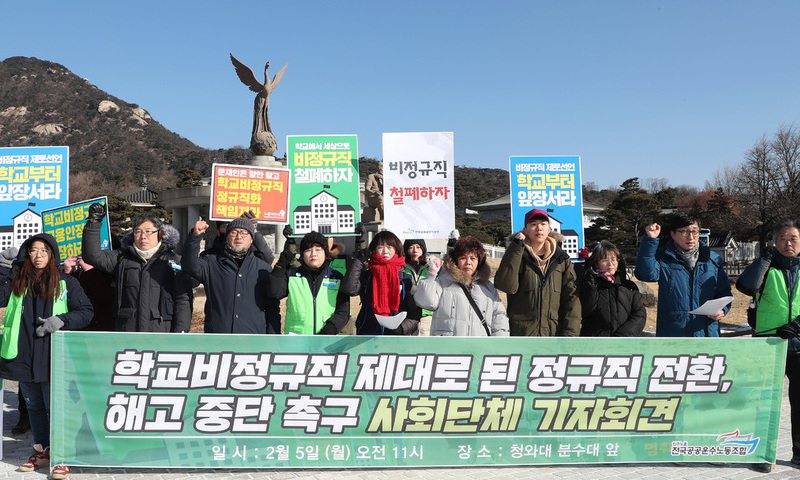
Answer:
[{"xmin": 368, "ymin": 253, "xmax": 406, "ymax": 316}]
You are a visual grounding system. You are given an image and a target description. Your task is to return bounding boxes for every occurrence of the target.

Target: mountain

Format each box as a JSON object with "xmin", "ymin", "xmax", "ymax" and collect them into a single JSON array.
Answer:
[
  {"xmin": 0, "ymin": 56, "xmax": 250, "ymax": 198},
  {"xmin": 0, "ymin": 56, "xmax": 509, "ymax": 212}
]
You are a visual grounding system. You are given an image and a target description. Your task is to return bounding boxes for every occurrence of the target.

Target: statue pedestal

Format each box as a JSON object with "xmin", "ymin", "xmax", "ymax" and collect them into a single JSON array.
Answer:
[{"xmin": 251, "ymin": 155, "xmax": 284, "ymax": 168}]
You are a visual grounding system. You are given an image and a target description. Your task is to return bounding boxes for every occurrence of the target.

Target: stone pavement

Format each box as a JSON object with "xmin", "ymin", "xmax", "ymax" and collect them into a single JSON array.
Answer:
[{"xmin": 2, "ymin": 383, "xmax": 799, "ymax": 480}]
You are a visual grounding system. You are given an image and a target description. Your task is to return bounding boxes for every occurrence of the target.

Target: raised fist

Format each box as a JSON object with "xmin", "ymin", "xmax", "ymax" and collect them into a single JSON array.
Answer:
[
  {"xmin": 194, "ymin": 219, "xmax": 209, "ymax": 236},
  {"xmin": 644, "ymin": 223, "xmax": 661, "ymax": 238},
  {"xmin": 87, "ymin": 203, "xmax": 106, "ymax": 223},
  {"xmin": 241, "ymin": 210, "xmax": 258, "ymax": 228}
]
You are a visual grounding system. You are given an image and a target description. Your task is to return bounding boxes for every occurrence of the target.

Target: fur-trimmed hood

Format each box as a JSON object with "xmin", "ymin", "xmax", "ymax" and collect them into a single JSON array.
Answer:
[
  {"xmin": 441, "ymin": 255, "xmax": 492, "ymax": 286},
  {"xmin": 121, "ymin": 223, "xmax": 181, "ymax": 251}
]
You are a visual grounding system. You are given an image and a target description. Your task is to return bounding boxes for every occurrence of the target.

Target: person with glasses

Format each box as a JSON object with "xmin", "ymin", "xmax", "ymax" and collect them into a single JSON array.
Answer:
[
  {"xmin": 635, "ymin": 213, "xmax": 731, "ymax": 337},
  {"xmin": 81, "ymin": 203, "xmax": 192, "ymax": 333},
  {"xmin": 0, "ymin": 233, "xmax": 92, "ymax": 478},
  {"xmin": 578, "ymin": 241, "xmax": 646, "ymax": 337},
  {"xmin": 736, "ymin": 219, "xmax": 800, "ymax": 468},
  {"xmin": 183, "ymin": 215, "xmax": 276, "ymax": 334}
]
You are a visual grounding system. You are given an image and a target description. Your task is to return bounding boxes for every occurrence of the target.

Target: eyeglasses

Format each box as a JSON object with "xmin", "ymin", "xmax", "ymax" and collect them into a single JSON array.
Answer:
[
  {"xmin": 675, "ymin": 228, "xmax": 701, "ymax": 237},
  {"xmin": 778, "ymin": 235, "xmax": 800, "ymax": 243},
  {"xmin": 597, "ymin": 257, "xmax": 618, "ymax": 265},
  {"xmin": 29, "ymin": 249, "xmax": 50, "ymax": 258},
  {"xmin": 228, "ymin": 229, "xmax": 251, "ymax": 239},
  {"xmin": 133, "ymin": 229, "xmax": 159, "ymax": 237}
]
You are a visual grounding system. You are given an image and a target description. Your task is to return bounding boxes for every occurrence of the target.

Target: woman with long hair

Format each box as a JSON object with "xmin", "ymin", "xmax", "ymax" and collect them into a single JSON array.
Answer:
[
  {"xmin": 343, "ymin": 230, "xmax": 420, "ymax": 335},
  {"xmin": 0, "ymin": 233, "xmax": 92, "ymax": 478}
]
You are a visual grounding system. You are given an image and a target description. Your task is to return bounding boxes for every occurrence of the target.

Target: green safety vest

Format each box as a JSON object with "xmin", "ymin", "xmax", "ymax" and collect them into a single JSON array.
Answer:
[
  {"xmin": 402, "ymin": 264, "xmax": 432, "ymax": 317},
  {"xmin": 330, "ymin": 258, "xmax": 347, "ymax": 277},
  {"xmin": 1, "ymin": 280, "xmax": 68, "ymax": 360},
  {"xmin": 757, "ymin": 268, "xmax": 800, "ymax": 334},
  {"xmin": 285, "ymin": 272, "xmax": 341, "ymax": 335}
]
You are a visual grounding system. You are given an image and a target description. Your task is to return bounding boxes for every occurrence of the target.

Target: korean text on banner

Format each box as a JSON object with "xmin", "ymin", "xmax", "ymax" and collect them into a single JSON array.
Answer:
[
  {"xmin": 510, "ymin": 155, "xmax": 584, "ymax": 258},
  {"xmin": 42, "ymin": 197, "xmax": 111, "ymax": 260},
  {"xmin": 383, "ymin": 132, "xmax": 455, "ymax": 239},
  {"xmin": 52, "ymin": 334, "xmax": 785, "ymax": 469},
  {"xmin": 286, "ymin": 135, "xmax": 360, "ymax": 236},
  {"xmin": 209, "ymin": 164, "xmax": 290, "ymax": 223}
]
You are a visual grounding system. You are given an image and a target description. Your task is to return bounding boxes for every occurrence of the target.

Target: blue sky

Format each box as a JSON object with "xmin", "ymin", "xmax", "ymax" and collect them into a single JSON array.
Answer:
[{"xmin": 3, "ymin": 1, "xmax": 799, "ymax": 189}]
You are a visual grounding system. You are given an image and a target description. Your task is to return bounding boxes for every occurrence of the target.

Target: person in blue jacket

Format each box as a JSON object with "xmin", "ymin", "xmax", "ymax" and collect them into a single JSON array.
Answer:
[{"xmin": 635, "ymin": 214, "xmax": 731, "ymax": 337}]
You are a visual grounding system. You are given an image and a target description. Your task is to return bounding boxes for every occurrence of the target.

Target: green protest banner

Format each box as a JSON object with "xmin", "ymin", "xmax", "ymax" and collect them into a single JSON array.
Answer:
[
  {"xmin": 51, "ymin": 333, "xmax": 785, "ymax": 468},
  {"xmin": 286, "ymin": 134, "xmax": 359, "ymax": 236}
]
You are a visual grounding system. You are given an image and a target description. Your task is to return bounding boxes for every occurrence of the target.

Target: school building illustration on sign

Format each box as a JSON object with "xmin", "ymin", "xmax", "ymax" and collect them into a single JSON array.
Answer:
[
  {"xmin": 292, "ymin": 190, "xmax": 356, "ymax": 234},
  {"xmin": 0, "ymin": 208, "xmax": 43, "ymax": 251}
]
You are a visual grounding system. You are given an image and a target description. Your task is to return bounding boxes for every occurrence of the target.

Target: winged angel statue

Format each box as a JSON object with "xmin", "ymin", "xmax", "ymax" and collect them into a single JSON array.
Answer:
[{"xmin": 230, "ymin": 54, "xmax": 288, "ymax": 156}]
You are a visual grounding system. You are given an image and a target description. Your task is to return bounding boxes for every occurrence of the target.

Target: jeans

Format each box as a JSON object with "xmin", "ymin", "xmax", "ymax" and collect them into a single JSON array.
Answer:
[{"xmin": 18, "ymin": 381, "xmax": 50, "ymax": 448}]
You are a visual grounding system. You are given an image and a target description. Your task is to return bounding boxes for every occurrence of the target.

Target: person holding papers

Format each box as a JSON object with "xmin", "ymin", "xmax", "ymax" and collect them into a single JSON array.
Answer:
[{"xmin": 635, "ymin": 213, "xmax": 731, "ymax": 337}]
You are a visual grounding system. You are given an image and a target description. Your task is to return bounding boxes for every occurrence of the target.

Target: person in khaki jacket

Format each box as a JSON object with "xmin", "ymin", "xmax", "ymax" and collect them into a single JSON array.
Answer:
[{"xmin": 494, "ymin": 208, "xmax": 581, "ymax": 336}]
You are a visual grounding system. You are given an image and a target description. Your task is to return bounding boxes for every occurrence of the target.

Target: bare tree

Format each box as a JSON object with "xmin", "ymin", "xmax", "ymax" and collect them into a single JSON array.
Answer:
[
  {"xmin": 736, "ymin": 136, "xmax": 779, "ymax": 245},
  {"xmin": 641, "ymin": 177, "xmax": 670, "ymax": 193}
]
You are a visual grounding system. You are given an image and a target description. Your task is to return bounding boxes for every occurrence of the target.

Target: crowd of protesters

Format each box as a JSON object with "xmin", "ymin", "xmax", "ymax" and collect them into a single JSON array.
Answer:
[{"xmin": 3, "ymin": 202, "xmax": 800, "ymax": 476}]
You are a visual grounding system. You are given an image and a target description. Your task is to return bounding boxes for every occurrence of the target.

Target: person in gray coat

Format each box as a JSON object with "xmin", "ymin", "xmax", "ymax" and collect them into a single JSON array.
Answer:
[{"xmin": 414, "ymin": 236, "xmax": 509, "ymax": 337}]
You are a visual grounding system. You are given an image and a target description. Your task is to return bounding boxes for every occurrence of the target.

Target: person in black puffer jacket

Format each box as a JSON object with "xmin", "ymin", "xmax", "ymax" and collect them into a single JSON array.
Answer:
[
  {"xmin": 81, "ymin": 203, "xmax": 193, "ymax": 333},
  {"xmin": 578, "ymin": 240, "xmax": 646, "ymax": 337}
]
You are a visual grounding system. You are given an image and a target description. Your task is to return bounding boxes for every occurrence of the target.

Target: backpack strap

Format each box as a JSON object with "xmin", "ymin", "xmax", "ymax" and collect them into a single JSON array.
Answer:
[{"xmin": 458, "ymin": 284, "xmax": 491, "ymax": 336}]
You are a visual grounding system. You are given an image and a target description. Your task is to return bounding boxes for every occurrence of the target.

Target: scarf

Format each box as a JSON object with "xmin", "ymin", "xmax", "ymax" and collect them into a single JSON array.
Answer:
[
  {"xmin": 368, "ymin": 253, "xmax": 406, "ymax": 316},
  {"xmin": 224, "ymin": 244, "xmax": 248, "ymax": 265},
  {"xmin": 134, "ymin": 242, "xmax": 162, "ymax": 262},
  {"xmin": 597, "ymin": 270, "xmax": 615, "ymax": 283},
  {"xmin": 676, "ymin": 244, "xmax": 700, "ymax": 270}
]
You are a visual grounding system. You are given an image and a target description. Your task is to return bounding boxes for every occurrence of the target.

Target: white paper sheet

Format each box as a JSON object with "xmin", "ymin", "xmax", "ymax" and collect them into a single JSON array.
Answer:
[
  {"xmin": 688, "ymin": 296, "xmax": 734, "ymax": 316},
  {"xmin": 375, "ymin": 312, "xmax": 407, "ymax": 330}
]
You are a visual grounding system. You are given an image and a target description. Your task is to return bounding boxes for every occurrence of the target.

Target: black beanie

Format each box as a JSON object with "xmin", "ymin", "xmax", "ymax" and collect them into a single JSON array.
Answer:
[
  {"xmin": 226, "ymin": 218, "xmax": 255, "ymax": 237},
  {"xmin": 299, "ymin": 231, "xmax": 329, "ymax": 257}
]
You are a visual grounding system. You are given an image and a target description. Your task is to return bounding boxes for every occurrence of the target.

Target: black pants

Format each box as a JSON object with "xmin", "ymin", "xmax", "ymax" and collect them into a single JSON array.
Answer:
[{"xmin": 787, "ymin": 337, "xmax": 800, "ymax": 456}]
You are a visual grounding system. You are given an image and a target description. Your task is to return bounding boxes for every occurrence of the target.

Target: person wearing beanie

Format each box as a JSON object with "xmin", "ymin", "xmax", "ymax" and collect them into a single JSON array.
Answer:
[
  {"xmin": 342, "ymin": 230, "xmax": 421, "ymax": 335},
  {"xmin": 81, "ymin": 203, "xmax": 192, "ymax": 333},
  {"xmin": 269, "ymin": 231, "xmax": 349, "ymax": 335},
  {"xmin": 182, "ymin": 212, "xmax": 277, "ymax": 334},
  {"xmin": 495, "ymin": 208, "xmax": 581, "ymax": 336},
  {"xmin": 635, "ymin": 213, "xmax": 730, "ymax": 337},
  {"xmin": 402, "ymin": 239, "xmax": 433, "ymax": 335}
]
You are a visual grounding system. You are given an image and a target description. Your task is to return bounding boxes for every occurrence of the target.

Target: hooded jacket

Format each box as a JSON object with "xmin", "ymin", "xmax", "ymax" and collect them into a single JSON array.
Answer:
[
  {"xmin": 635, "ymin": 236, "xmax": 731, "ymax": 337},
  {"xmin": 494, "ymin": 233, "xmax": 581, "ymax": 336},
  {"xmin": 0, "ymin": 233, "xmax": 92, "ymax": 382},
  {"xmin": 183, "ymin": 230, "xmax": 274, "ymax": 334},
  {"xmin": 82, "ymin": 220, "xmax": 192, "ymax": 333},
  {"xmin": 578, "ymin": 257, "xmax": 646, "ymax": 337},
  {"xmin": 414, "ymin": 258, "xmax": 509, "ymax": 337}
]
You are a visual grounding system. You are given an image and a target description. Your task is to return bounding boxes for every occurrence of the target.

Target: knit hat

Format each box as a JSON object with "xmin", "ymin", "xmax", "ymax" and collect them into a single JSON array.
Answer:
[
  {"xmin": 299, "ymin": 231, "xmax": 329, "ymax": 257},
  {"xmin": 226, "ymin": 218, "xmax": 255, "ymax": 238}
]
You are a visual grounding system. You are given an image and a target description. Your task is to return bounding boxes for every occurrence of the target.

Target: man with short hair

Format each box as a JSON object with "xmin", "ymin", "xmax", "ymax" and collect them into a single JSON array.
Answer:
[{"xmin": 183, "ymin": 216, "xmax": 275, "ymax": 334}]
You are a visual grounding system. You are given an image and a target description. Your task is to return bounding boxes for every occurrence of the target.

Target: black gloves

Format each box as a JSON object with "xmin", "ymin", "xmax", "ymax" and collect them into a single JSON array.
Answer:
[
  {"xmin": 318, "ymin": 322, "xmax": 338, "ymax": 335},
  {"xmin": 283, "ymin": 224, "xmax": 295, "ymax": 244},
  {"xmin": 241, "ymin": 210, "xmax": 258, "ymax": 228},
  {"xmin": 761, "ymin": 245, "xmax": 775, "ymax": 260},
  {"xmin": 87, "ymin": 203, "xmax": 106, "ymax": 223},
  {"xmin": 776, "ymin": 320, "xmax": 800, "ymax": 339}
]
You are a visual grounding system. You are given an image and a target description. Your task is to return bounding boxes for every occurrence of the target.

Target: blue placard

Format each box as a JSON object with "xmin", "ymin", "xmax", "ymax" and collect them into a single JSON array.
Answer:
[
  {"xmin": 0, "ymin": 146, "xmax": 69, "ymax": 248},
  {"xmin": 509, "ymin": 155, "xmax": 584, "ymax": 258},
  {"xmin": 42, "ymin": 197, "xmax": 111, "ymax": 262}
]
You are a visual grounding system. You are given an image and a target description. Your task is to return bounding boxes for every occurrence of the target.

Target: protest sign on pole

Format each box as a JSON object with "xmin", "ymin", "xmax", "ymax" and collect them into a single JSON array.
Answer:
[
  {"xmin": 42, "ymin": 196, "xmax": 111, "ymax": 261},
  {"xmin": 509, "ymin": 155, "xmax": 584, "ymax": 257},
  {"xmin": 53, "ymin": 333, "xmax": 784, "ymax": 468},
  {"xmin": 286, "ymin": 135, "xmax": 360, "ymax": 236},
  {"xmin": 0, "ymin": 146, "xmax": 69, "ymax": 249},
  {"xmin": 382, "ymin": 132, "xmax": 455, "ymax": 239},
  {"xmin": 209, "ymin": 164, "xmax": 290, "ymax": 223}
]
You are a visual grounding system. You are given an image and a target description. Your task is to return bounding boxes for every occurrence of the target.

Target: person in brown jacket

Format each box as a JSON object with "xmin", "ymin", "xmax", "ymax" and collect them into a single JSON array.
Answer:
[{"xmin": 494, "ymin": 208, "xmax": 581, "ymax": 336}]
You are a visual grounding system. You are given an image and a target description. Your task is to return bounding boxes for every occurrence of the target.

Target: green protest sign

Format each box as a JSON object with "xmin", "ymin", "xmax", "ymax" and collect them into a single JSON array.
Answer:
[
  {"xmin": 51, "ymin": 333, "xmax": 785, "ymax": 468},
  {"xmin": 286, "ymin": 134, "xmax": 359, "ymax": 236}
]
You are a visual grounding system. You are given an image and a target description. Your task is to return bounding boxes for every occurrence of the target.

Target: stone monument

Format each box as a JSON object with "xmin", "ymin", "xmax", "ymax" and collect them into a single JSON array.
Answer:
[{"xmin": 229, "ymin": 53, "xmax": 287, "ymax": 167}]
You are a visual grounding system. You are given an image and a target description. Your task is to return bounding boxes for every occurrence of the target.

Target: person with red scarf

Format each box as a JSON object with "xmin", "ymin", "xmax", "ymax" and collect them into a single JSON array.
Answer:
[{"xmin": 342, "ymin": 230, "xmax": 421, "ymax": 335}]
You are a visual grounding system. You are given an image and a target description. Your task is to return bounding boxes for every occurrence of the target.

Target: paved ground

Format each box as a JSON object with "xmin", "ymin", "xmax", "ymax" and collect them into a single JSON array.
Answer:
[{"xmin": 2, "ymin": 383, "xmax": 799, "ymax": 480}]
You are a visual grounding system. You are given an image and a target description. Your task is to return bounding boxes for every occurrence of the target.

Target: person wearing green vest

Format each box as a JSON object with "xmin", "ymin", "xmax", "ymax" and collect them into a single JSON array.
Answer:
[
  {"xmin": 269, "ymin": 231, "xmax": 349, "ymax": 335},
  {"xmin": 0, "ymin": 233, "xmax": 92, "ymax": 479},
  {"xmin": 737, "ymin": 220, "xmax": 800, "ymax": 468},
  {"xmin": 402, "ymin": 239, "xmax": 432, "ymax": 335}
]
